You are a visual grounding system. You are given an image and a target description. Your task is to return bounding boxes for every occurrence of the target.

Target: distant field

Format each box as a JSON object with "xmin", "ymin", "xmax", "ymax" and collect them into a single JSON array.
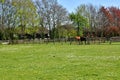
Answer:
[{"xmin": 0, "ymin": 43, "xmax": 120, "ymax": 80}]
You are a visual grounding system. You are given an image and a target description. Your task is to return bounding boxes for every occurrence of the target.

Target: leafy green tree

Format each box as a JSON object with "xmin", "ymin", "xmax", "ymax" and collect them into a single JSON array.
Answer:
[
  {"xmin": 69, "ymin": 12, "xmax": 88, "ymax": 36},
  {"xmin": 12, "ymin": 0, "xmax": 37, "ymax": 35},
  {"xmin": 57, "ymin": 24, "xmax": 76, "ymax": 39}
]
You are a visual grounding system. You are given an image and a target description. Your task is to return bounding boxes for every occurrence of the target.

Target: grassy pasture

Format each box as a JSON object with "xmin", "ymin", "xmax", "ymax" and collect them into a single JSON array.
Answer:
[{"xmin": 0, "ymin": 43, "xmax": 120, "ymax": 80}]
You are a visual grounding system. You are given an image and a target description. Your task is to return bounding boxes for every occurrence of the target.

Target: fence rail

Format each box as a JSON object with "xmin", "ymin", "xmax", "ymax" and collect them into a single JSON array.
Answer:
[
  {"xmin": 0, "ymin": 37, "xmax": 120, "ymax": 45},
  {"xmin": 110, "ymin": 37, "xmax": 120, "ymax": 44}
]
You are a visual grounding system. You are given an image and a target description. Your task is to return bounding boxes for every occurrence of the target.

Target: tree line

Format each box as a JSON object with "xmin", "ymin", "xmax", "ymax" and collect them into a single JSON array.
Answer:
[{"xmin": 0, "ymin": 0, "xmax": 120, "ymax": 43}]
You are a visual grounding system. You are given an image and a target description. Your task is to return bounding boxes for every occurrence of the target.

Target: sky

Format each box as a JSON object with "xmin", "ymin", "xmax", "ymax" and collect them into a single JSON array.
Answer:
[{"xmin": 58, "ymin": 0, "xmax": 120, "ymax": 12}]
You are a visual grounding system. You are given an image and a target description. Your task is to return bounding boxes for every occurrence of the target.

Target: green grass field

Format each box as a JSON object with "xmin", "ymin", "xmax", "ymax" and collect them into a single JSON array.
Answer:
[{"xmin": 0, "ymin": 43, "xmax": 120, "ymax": 80}]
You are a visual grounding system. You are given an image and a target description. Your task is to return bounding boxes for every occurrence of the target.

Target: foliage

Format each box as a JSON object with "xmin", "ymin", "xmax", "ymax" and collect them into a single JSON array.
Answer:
[
  {"xmin": 57, "ymin": 24, "xmax": 77, "ymax": 38},
  {"xmin": 106, "ymin": 26, "xmax": 120, "ymax": 37},
  {"xmin": 1, "ymin": 1, "xmax": 120, "ymax": 41},
  {"xmin": 96, "ymin": 6, "xmax": 120, "ymax": 37},
  {"xmin": 69, "ymin": 12, "xmax": 88, "ymax": 36}
]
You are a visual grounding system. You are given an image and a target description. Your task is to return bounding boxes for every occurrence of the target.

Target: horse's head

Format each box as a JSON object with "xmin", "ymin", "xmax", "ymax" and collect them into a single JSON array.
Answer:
[{"xmin": 75, "ymin": 36, "xmax": 80, "ymax": 40}]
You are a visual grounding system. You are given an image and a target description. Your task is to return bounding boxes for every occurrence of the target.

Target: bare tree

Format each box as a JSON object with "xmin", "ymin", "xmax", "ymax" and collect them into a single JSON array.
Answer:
[
  {"xmin": 0, "ymin": 0, "xmax": 16, "ymax": 41},
  {"xmin": 35, "ymin": 0, "xmax": 68, "ymax": 39}
]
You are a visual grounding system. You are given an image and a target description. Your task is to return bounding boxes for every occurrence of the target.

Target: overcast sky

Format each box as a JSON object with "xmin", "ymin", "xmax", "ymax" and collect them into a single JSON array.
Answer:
[{"xmin": 58, "ymin": 0, "xmax": 120, "ymax": 12}]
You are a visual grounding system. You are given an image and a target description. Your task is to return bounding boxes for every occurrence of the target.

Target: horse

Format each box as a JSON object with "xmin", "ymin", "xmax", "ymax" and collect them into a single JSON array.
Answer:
[
  {"xmin": 69, "ymin": 36, "xmax": 87, "ymax": 45},
  {"xmin": 75, "ymin": 36, "xmax": 86, "ymax": 44}
]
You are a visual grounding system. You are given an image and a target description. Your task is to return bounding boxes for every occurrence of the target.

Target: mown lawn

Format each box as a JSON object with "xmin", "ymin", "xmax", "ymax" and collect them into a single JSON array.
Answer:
[{"xmin": 0, "ymin": 43, "xmax": 120, "ymax": 80}]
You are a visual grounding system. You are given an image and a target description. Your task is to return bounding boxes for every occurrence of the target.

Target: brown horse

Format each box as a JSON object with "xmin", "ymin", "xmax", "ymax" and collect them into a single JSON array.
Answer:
[
  {"xmin": 69, "ymin": 36, "xmax": 87, "ymax": 45},
  {"xmin": 75, "ymin": 36, "xmax": 86, "ymax": 44}
]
